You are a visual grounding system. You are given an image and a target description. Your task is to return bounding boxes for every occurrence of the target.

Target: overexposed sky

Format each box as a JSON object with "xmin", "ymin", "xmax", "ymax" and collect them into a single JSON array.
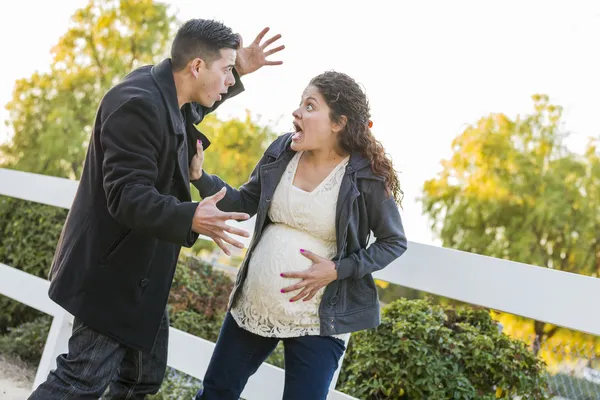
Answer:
[{"xmin": 1, "ymin": 0, "xmax": 599, "ymax": 246}]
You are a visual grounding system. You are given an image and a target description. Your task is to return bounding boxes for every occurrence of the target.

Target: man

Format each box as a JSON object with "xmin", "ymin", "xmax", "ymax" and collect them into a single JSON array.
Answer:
[{"xmin": 29, "ymin": 18, "xmax": 284, "ymax": 399}]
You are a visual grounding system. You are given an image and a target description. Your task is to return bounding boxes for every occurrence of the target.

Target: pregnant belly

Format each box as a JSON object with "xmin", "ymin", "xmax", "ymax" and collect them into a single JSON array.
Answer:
[{"xmin": 246, "ymin": 223, "xmax": 336, "ymax": 298}]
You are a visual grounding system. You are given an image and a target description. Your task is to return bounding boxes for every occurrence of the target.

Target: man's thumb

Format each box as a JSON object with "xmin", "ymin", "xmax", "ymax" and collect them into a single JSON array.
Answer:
[{"xmin": 211, "ymin": 187, "xmax": 227, "ymax": 202}]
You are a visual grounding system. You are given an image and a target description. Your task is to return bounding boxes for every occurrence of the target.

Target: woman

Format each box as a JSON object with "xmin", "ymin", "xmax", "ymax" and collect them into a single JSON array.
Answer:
[{"xmin": 192, "ymin": 71, "xmax": 407, "ymax": 400}]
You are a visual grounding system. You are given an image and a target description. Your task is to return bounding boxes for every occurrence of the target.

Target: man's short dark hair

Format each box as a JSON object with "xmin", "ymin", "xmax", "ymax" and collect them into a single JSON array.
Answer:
[{"xmin": 171, "ymin": 19, "xmax": 240, "ymax": 71}]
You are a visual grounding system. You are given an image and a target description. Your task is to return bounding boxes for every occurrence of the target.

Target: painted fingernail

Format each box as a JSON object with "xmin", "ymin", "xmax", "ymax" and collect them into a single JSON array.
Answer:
[
  {"xmin": 289, "ymin": 299, "xmax": 294, "ymax": 302},
  {"xmin": 300, "ymin": 249, "xmax": 305, "ymax": 253},
  {"xmin": 280, "ymin": 273, "xmax": 284, "ymax": 277},
  {"xmin": 280, "ymin": 289, "xmax": 285, "ymax": 293}
]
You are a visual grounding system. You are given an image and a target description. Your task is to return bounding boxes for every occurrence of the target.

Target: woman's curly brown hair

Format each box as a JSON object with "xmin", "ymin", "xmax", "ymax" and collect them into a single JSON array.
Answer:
[{"xmin": 309, "ymin": 71, "xmax": 403, "ymax": 204}]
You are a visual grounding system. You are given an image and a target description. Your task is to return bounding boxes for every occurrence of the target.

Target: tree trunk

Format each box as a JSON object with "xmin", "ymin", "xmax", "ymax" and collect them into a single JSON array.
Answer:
[{"xmin": 532, "ymin": 320, "xmax": 559, "ymax": 356}]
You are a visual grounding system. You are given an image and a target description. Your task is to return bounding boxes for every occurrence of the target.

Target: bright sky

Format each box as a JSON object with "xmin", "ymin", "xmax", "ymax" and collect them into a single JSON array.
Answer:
[{"xmin": 1, "ymin": 0, "xmax": 599, "ymax": 246}]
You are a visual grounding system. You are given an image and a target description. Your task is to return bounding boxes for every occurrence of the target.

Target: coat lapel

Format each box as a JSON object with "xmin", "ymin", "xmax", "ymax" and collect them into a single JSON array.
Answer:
[{"xmin": 150, "ymin": 59, "xmax": 190, "ymax": 197}]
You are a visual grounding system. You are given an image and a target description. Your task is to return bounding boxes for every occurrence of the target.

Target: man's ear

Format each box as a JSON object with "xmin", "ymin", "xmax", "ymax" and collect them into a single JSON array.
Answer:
[
  {"xmin": 189, "ymin": 58, "xmax": 207, "ymax": 79},
  {"xmin": 333, "ymin": 115, "xmax": 348, "ymax": 134}
]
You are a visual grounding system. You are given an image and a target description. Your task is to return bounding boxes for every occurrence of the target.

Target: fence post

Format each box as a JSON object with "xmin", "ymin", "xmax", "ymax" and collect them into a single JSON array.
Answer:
[{"xmin": 32, "ymin": 311, "xmax": 73, "ymax": 391}]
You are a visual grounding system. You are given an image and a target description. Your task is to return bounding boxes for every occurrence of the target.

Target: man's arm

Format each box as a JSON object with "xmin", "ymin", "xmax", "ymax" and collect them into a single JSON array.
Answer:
[
  {"xmin": 101, "ymin": 98, "xmax": 199, "ymax": 245},
  {"xmin": 192, "ymin": 150, "xmax": 268, "ymax": 217}
]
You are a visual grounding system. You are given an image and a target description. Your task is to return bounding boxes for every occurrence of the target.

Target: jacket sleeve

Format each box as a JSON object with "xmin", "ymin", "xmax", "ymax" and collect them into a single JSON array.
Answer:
[
  {"xmin": 101, "ymin": 98, "xmax": 199, "ymax": 246},
  {"xmin": 335, "ymin": 180, "xmax": 408, "ymax": 280},
  {"xmin": 191, "ymin": 151, "xmax": 271, "ymax": 217}
]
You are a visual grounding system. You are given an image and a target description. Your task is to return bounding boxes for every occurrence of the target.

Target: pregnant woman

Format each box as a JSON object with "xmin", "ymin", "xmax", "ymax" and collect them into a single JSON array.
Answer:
[{"xmin": 192, "ymin": 70, "xmax": 408, "ymax": 400}]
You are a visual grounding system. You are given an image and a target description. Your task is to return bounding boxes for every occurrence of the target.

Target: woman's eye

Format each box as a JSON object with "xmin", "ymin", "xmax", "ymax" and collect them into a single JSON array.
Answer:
[{"xmin": 306, "ymin": 104, "xmax": 313, "ymax": 111}]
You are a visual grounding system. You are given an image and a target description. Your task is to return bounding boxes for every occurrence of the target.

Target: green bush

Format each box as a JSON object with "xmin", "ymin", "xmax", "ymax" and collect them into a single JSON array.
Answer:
[
  {"xmin": 167, "ymin": 254, "xmax": 234, "ymax": 342},
  {"xmin": 0, "ymin": 315, "xmax": 51, "ymax": 364},
  {"xmin": 148, "ymin": 368, "xmax": 202, "ymax": 400},
  {"xmin": 0, "ymin": 196, "xmax": 67, "ymax": 332},
  {"xmin": 337, "ymin": 298, "xmax": 549, "ymax": 400}
]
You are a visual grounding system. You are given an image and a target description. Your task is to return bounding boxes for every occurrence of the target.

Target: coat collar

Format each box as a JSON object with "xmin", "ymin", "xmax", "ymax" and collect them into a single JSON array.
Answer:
[
  {"xmin": 150, "ymin": 58, "xmax": 211, "ymax": 149},
  {"xmin": 150, "ymin": 58, "xmax": 187, "ymax": 136}
]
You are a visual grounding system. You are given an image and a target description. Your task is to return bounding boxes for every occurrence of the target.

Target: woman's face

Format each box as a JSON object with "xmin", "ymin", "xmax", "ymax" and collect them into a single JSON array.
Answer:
[{"xmin": 291, "ymin": 85, "xmax": 343, "ymax": 152}]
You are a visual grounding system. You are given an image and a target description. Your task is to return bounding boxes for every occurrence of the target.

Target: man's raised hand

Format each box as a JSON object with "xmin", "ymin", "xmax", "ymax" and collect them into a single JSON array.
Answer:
[{"xmin": 192, "ymin": 187, "xmax": 250, "ymax": 255}]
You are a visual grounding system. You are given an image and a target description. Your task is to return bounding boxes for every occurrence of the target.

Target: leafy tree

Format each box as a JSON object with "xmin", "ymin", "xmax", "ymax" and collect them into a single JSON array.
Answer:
[
  {"xmin": 420, "ymin": 94, "xmax": 596, "ymax": 353},
  {"xmin": 1, "ymin": 0, "xmax": 175, "ymax": 178},
  {"xmin": 195, "ymin": 111, "xmax": 278, "ymax": 192}
]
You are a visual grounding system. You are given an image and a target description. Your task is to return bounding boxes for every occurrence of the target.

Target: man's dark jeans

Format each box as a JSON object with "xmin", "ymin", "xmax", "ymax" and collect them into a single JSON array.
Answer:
[{"xmin": 28, "ymin": 310, "xmax": 169, "ymax": 400}]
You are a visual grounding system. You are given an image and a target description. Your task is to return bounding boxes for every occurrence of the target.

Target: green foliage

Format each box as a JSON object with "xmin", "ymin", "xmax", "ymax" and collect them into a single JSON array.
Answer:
[
  {"xmin": 197, "ymin": 112, "xmax": 278, "ymax": 191},
  {"xmin": 1, "ymin": 0, "xmax": 175, "ymax": 178},
  {"xmin": 0, "ymin": 196, "xmax": 67, "ymax": 332},
  {"xmin": 148, "ymin": 368, "xmax": 202, "ymax": 400},
  {"xmin": 337, "ymin": 298, "xmax": 549, "ymax": 400},
  {"xmin": 421, "ymin": 95, "xmax": 591, "ymax": 274},
  {"xmin": 167, "ymin": 254, "xmax": 234, "ymax": 342},
  {"xmin": 0, "ymin": 315, "xmax": 51, "ymax": 364},
  {"xmin": 420, "ymin": 94, "xmax": 600, "ymax": 345}
]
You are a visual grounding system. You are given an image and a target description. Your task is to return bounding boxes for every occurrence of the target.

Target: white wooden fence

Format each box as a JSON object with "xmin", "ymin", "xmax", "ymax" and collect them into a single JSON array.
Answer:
[{"xmin": 2, "ymin": 167, "xmax": 600, "ymax": 399}]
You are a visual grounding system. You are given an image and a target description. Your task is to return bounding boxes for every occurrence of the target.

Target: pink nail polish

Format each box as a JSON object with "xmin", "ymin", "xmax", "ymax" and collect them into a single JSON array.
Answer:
[
  {"xmin": 289, "ymin": 299, "xmax": 294, "ymax": 302},
  {"xmin": 280, "ymin": 273, "xmax": 284, "ymax": 277},
  {"xmin": 300, "ymin": 249, "xmax": 305, "ymax": 253},
  {"xmin": 280, "ymin": 289, "xmax": 285, "ymax": 293}
]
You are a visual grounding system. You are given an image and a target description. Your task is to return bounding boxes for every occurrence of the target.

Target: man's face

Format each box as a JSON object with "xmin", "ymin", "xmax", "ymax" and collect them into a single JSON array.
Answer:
[{"xmin": 192, "ymin": 48, "xmax": 237, "ymax": 107}]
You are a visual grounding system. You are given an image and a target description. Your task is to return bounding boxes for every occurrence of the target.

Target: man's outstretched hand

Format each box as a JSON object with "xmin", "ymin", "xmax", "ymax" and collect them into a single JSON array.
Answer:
[
  {"xmin": 192, "ymin": 187, "xmax": 250, "ymax": 255},
  {"xmin": 235, "ymin": 27, "xmax": 285, "ymax": 76}
]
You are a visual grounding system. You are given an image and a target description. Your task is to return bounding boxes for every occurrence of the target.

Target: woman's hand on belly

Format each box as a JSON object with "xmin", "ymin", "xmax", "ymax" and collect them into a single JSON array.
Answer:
[{"xmin": 280, "ymin": 249, "xmax": 338, "ymax": 302}]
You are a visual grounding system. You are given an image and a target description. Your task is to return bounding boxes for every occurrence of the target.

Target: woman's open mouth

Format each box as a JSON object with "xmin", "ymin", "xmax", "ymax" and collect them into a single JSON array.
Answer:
[{"xmin": 292, "ymin": 122, "xmax": 303, "ymax": 141}]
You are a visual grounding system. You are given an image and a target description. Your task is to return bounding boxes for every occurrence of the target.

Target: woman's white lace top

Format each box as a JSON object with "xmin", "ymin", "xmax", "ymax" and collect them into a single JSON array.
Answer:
[{"xmin": 230, "ymin": 151, "xmax": 349, "ymax": 339}]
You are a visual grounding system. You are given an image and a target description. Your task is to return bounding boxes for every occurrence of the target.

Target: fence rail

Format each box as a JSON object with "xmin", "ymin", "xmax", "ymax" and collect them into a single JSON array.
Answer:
[{"xmin": 2, "ymin": 167, "xmax": 600, "ymax": 398}]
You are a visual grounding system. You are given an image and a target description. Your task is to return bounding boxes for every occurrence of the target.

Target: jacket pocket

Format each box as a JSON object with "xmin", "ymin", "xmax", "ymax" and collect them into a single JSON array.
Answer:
[
  {"xmin": 99, "ymin": 229, "xmax": 132, "ymax": 263},
  {"xmin": 348, "ymin": 275, "xmax": 377, "ymax": 304}
]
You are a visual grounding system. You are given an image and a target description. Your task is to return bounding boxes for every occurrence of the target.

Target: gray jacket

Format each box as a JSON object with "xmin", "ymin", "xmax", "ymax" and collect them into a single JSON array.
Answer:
[{"xmin": 193, "ymin": 132, "xmax": 407, "ymax": 335}]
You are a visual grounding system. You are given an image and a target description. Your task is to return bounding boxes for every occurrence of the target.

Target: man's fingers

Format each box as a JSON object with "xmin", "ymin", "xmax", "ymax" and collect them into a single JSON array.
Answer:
[
  {"xmin": 214, "ymin": 237, "xmax": 231, "ymax": 256},
  {"xmin": 224, "ymin": 211, "xmax": 250, "ymax": 221},
  {"xmin": 216, "ymin": 231, "xmax": 245, "ymax": 250},
  {"xmin": 264, "ymin": 45, "xmax": 285, "ymax": 57},
  {"xmin": 196, "ymin": 139, "xmax": 203, "ymax": 154},
  {"xmin": 221, "ymin": 223, "xmax": 250, "ymax": 238},
  {"xmin": 252, "ymin": 27, "xmax": 270, "ymax": 45},
  {"xmin": 265, "ymin": 60, "xmax": 284, "ymax": 66},
  {"xmin": 206, "ymin": 187, "xmax": 227, "ymax": 203},
  {"xmin": 260, "ymin": 33, "xmax": 282, "ymax": 50}
]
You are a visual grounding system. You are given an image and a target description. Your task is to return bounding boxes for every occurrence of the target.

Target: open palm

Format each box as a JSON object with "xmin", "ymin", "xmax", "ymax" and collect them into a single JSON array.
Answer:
[{"xmin": 235, "ymin": 27, "xmax": 285, "ymax": 76}]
